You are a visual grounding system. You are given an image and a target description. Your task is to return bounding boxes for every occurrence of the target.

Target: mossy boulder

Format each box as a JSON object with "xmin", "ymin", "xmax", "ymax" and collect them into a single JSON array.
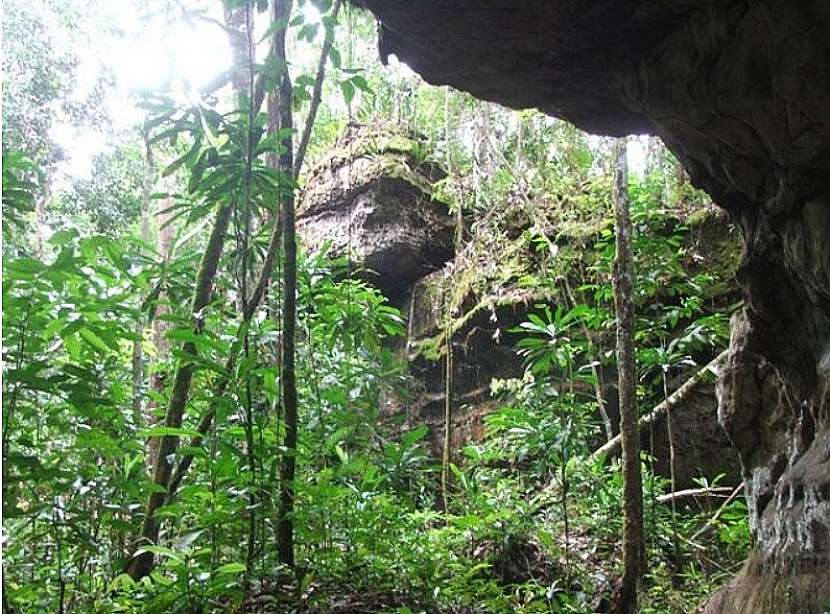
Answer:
[{"xmin": 298, "ymin": 123, "xmax": 454, "ymax": 302}]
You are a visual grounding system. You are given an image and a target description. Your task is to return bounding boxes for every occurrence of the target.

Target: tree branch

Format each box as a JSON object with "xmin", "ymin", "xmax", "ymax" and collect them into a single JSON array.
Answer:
[
  {"xmin": 590, "ymin": 349, "xmax": 728, "ymax": 461},
  {"xmin": 690, "ymin": 482, "xmax": 745, "ymax": 540},
  {"xmin": 655, "ymin": 485, "xmax": 735, "ymax": 505},
  {"xmin": 294, "ymin": 0, "xmax": 343, "ymax": 177}
]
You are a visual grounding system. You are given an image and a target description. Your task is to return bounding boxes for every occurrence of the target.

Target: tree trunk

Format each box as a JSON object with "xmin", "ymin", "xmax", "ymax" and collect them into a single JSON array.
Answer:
[
  {"xmin": 273, "ymin": 0, "xmax": 298, "ymax": 569},
  {"xmin": 225, "ymin": 2, "xmax": 253, "ymax": 100},
  {"xmin": 144, "ymin": 192, "xmax": 175, "ymax": 472},
  {"xmin": 441, "ymin": 317, "xmax": 453, "ymax": 513},
  {"xmin": 127, "ymin": 202, "xmax": 232, "ymax": 580},
  {"xmin": 132, "ymin": 130, "xmax": 154, "ymax": 430},
  {"xmin": 612, "ymin": 137, "xmax": 644, "ymax": 613}
]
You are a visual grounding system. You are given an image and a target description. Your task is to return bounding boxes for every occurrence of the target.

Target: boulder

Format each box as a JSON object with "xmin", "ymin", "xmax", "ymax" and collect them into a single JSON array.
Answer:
[{"xmin": 298, "ymin": 123, "xmax": 455, "ymax": 303}]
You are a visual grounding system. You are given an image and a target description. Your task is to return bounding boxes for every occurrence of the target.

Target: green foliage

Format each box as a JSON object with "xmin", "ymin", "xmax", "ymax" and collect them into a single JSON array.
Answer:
[
  {"xmin": 3, "ymin": 226, "xmax": 146, "ymax": 610},
  {"xmin": 2, "ymin": 151, "xmax": 44, "ymax": 241},
  {"xmin": 2, "ymin": 5, "xmax": 748, "ymax": 613},
  {"xmin": 2, "ymin": 0, "xmax": 110, "ymax": 165},
  {"xmin": 57, "ymin": 139, "xmax": 146, "ymax": 234}
]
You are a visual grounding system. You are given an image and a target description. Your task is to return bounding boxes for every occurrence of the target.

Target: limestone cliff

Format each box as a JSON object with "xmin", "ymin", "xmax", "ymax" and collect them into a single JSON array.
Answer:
[
  {"xmin": 353, "ymin": 2, "xmax": 830, "ymax": 611},
  {"xmin": 404, "ymin": 200, "xmax": 742, "ymax": 491},
  {"xmin": 300, "ymin": 124, "xmax": 744, "ymax": 492}
]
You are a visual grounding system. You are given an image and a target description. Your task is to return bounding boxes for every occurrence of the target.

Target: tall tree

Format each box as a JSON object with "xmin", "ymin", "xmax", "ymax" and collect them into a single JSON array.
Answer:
[
  {"xmin": 162, "ymin": 0, "xmax": 340, "ymax": 505},
  {"xmin": 612, "ymin": 137, "xmax": 644, "ymax": 613},
  {"xmin": 127, "ymin": 200, "xmax": 233, "ymax": 580},
  {"xmin": 272, "ymin": 0, "xmax": 299, "ymax": 568},
  {"xmin": 127, "ymin": 0, "xmax": 256, "ymax": 580},
  {"xmin": 441, "ymin": 307, "xmax": 453, "ymax": 513}
]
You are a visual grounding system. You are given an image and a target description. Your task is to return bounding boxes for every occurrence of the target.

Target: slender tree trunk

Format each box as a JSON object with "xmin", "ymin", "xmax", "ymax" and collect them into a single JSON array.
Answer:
[
  {"xmin": 441, "ymin": 317, "xmax": 453, "ymax": 514},
  {"xmin": 132, "ymin": 131, "xmax": 154, "ymax": 430},
  {"xmin": 294, "ymin": 0, "xmax": 342, "ymax": 177},
  {"xmin": 145, "ymin": 193, "xmax": 174, "ymax": 473},
  {"xmin": 662, "ymin": 370, "xmax": 682, "ymax": 576},
  {"xmin": 225, "ymin": 2, "xmax": 253, "ymax": 100},
  {"xmin": 165, "ymin": 213, "xmax": 283, "ymax": 500},
  {"xmin": 273, "ymin": 0, "xmax": 298, "ymax": 568},
  {"xmin": 131, "ymin": 335, "xmax": 144, "ymax": 428},
  {"xmin": 612, "ymin": 137, "xmax": 644, "ymax": 613},
  {"xmin": 127, "ymin": 200, "xmax": 232, "ymax": 580}
]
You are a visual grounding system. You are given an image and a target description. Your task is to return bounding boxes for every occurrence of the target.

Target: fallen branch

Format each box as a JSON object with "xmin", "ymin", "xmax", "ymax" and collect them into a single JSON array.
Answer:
[
  {"xmin": 590, "ymin": 349, "xmax": 728, "ymax": 461},
  {"xmin": 690, "ymin": 482, "xmax": 744, "ymax": 540},
  {"xmin": 655, "ymin": 486, "xmax": 735, "ymax": 505}
]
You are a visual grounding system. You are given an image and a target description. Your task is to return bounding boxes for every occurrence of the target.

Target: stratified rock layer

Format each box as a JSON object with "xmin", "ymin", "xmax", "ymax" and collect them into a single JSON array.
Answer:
[
  {"xmin": 356, "ymin": 1, "xmax": 830, "ymax": 611},
  {"xmin": 298, "ymin": 124, "xmax": 454, "ymax": 302}
]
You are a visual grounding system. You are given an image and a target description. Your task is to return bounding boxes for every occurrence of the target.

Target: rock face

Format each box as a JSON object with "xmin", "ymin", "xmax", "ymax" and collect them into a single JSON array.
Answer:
[
  {"xmin": 405, "ymin": 208, "xmax": 742, "ymax": 490},
  {"xmin": 298, "ymin": 124, "xmax": 454, "ymax": 303},
  {"xmin": 649, "ymin": 379, "xmax": 742, "ymax": 490},
  {"xmin": 355, "ymin": 1, "xmax": 830, "ymax": 611}
]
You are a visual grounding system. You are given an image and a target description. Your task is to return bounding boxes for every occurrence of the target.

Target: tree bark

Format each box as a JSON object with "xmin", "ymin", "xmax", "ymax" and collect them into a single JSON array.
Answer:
[
  {"xmin": 612, "ymin": 137, "xmax": 644, "ymax": 614},
  {"xmin": 131, "ymin": 131, "xmax": 152, "ymax": 428},
  {"xmin": 273, "ymin": 0, "xmax": 298, "ymax": 569},
  {"xmin": 144, "ymin": 192, "xmax": 175, "ymax": 473},
  {"xmin": 441, "ymin": 316, "xmax": 453, "ymax": 513}
]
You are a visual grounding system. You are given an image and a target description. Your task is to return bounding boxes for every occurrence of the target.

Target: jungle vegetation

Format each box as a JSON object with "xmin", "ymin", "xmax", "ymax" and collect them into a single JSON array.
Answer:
[{"xmin": 2, "ymin": 1, "xmax": 748, "ymax": 612}]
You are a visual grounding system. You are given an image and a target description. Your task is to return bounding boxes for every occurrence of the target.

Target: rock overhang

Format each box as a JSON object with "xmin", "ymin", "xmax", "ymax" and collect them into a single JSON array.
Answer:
[{"xmin": 353, "ymin": 2, "xmax": 830, "ymax": 612}]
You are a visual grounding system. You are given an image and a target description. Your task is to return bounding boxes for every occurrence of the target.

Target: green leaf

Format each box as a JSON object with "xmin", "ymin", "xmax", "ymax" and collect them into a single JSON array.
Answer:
[
  {"xmin": 79, "ymin": 328, "xmax": 111, "ymax": 354},
  {"xmin": 107, "ymin": 573, "xmax": 136, "ymax": 593},
  {"xmin": 259, "ymin": 17, "xmax": 290, "ymax": 43},
  {"xmin": 329, "ymin": 46, "xmax": 341, "ymax": 69},
  {"xmin": 350, "ymin": 74, "xmax": 371, "ymax": 93},
  {"xmin": 214, "ymin": 562, "xmax": 246, "ymax": 575},
  {"xmin": 134, "ymin": 545, "xmax": 184, "ymax": 564},
  {"xmin": 340, "ymin": 79, "xmax": 355, "ymax": 105},
  {"xmin": 163, "ymin": 140, "xmax": 201, "ymax": 178}
]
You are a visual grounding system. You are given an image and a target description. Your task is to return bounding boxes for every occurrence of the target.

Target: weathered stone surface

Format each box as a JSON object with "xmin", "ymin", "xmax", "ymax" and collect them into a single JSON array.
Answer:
[
  {"xmin": 354, "ymin": 0, "xmax": 699, "ymax": 136},
  {"xmin": 355, "ymin": 1, "xmax": 830, "ymax": 609},
  {"xmin": 298, "ymin": 124, "xmax": 454, "ymax": 302},
  {"xmin": 404, "ymin": 209, "xmax": 742, "ymax": 488},
  {"xmin": 648, "ymin": 379, "xmax": 742, "ymax": 490}
]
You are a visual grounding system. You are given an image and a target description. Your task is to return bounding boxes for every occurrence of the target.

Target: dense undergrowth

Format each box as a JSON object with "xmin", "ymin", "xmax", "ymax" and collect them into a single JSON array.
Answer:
[
  {"xmin": 3, "ymin": 147, "xmax": 748, "ymax": 613},
  {"xmin": 3, "ymin": 3, "xmax": 750, "ymax": 612}
]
